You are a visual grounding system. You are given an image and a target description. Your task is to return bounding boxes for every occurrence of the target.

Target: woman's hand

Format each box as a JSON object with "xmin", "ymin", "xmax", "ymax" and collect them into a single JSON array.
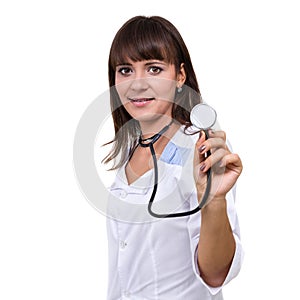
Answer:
[
  {"xmin": 194, "ymin": 130, "xmax": 241, "ymax": 286},
  {"xmin": 193, "ymin": 130, "xmax": 243, "ymax": 204}
]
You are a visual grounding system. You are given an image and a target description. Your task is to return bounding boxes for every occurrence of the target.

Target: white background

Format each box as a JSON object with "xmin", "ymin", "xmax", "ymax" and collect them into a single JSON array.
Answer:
[{"xmin": 1, "ymin": 0, "xmax": 299, "ymax": 299}]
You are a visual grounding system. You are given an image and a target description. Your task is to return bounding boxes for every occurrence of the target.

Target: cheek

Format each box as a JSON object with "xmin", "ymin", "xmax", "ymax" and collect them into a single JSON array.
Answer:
[
  {"xmin": 154, "ymin": 81, "xmax": 177, "ymax": 102},
  {"xmin": 115, "ymin": 73, "xmax": 130, "ymax": 91},
  {"xmin": 115, "ymin": 82, "xmax": 130, "ymax": 103}
]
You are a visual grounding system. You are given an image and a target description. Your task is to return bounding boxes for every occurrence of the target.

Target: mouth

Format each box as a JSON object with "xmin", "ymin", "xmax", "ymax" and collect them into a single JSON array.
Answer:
[
  {"xmin": 129, "ymin": 97, "xmax": 155, "ymax": 103},
  {"xmin": 127, "ymin": 97, "xmax": 155, "ymax": 107}
]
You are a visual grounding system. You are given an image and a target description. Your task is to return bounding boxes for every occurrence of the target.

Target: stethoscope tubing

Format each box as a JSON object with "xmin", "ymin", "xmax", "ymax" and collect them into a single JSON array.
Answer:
[{"xmin": 140, "ymin": 127, "xmax": 212, "ymax": 218}]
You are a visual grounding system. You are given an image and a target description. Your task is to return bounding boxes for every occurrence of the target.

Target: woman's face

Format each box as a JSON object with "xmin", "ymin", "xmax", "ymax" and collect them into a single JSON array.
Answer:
[{"xmin": 115, "ymin": 59, "xmax": 184, "ymax": 124}]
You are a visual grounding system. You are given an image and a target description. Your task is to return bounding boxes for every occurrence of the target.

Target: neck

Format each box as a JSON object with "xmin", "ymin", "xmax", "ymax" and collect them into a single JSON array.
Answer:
[
  {"xmin": 139, "ymin": 120, "xmax": 173, "ymax": 145},
  {"xmin": 139, "ymin": 116, "xmax": 174, "ymax": 140}
]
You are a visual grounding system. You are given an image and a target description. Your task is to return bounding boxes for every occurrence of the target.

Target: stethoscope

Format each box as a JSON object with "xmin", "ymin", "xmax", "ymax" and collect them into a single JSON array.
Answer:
[{"xmin": 138, "ymin": 103, "xmax": 217, "ymax": 218}]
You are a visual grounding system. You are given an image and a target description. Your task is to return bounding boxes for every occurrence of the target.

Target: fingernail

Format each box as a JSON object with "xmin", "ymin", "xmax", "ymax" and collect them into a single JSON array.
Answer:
[
  {"xmin": 199, "ymin": 145, "xmax": 206, "ymax": 153},
  {"xmin": 200, "ymin": 163, "xmax": 206, "ymax": 171}
]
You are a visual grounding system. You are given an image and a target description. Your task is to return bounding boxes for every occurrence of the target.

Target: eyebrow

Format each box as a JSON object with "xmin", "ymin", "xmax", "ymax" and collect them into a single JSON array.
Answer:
[
  {"xmin": 145, "ymin": 61, "xmax": 166, "ymax": 66},
  {"xmin": 116, "ymin": 60, "xmax": 167, "ymax": 67}
]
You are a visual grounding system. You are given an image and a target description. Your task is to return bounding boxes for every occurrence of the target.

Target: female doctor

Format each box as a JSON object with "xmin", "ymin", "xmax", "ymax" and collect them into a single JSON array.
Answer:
[{"xmin": 103, "ymin": 15, "xmax": 243, "ymax": 300}]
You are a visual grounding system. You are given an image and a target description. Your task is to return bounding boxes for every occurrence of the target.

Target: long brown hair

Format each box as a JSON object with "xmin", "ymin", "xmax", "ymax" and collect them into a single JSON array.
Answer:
[{"xmin": 103, "ymin": 16, "xmax": 202, "ymax": 169}]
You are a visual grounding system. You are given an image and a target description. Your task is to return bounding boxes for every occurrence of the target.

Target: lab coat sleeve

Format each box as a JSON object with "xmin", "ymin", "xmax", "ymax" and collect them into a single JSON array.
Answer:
[{"xmin": 187, "ymin": 187, "xmax": 244, "ymax": 296}]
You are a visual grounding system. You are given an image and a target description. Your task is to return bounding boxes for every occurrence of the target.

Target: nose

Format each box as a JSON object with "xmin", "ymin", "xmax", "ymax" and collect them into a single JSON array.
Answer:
[{"xmin": 129, "ymin": 73, "xmax": 150, "ymax": 91}]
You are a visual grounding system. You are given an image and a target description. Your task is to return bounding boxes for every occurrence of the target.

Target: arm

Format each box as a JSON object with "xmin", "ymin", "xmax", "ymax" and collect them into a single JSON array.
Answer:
[
  {"xmin": 198, "ymin": 198, "xmax": 235, "ymax": 287},
  {"xmin": 194, "ymin": 130, "xmax": 243, "ymax": 287}
]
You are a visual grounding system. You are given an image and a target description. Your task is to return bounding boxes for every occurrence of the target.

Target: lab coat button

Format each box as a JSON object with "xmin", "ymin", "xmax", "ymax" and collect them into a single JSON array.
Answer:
[
  {"xmin": 120, "ymin": 240, "xmax": 127, "ymax": 249},
  {"xmin": 120, "ymin": 190, "xmax": 127, "ymax": 198},
  {"xmin": 123, "ymin": 291, "xmax": 131, "ymax": 298}
]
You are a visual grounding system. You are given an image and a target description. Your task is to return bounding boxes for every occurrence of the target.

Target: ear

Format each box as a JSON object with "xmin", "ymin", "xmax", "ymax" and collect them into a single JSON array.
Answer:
[{"xmin": 177, "ymin": 63, "xmax": 186, "ymax": 88}]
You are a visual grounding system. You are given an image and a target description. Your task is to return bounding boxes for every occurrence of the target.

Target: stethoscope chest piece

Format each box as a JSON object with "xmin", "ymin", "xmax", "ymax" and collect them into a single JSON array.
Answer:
[{"xmin": 190, "ymin": 103, "xmax": 217, "ymax": 130}]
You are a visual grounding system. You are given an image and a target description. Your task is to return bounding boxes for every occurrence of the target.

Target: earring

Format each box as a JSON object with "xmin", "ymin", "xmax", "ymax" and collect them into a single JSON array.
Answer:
[{"xmin": 177, "ymin": 86, "xmax": 182, "ymax": 93}]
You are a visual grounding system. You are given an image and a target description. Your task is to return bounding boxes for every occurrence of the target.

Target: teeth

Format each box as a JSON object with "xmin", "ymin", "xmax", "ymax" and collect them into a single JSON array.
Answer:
[{"xmin": 130, "ymin": 98, "xmax": 154, "ymax": 102}]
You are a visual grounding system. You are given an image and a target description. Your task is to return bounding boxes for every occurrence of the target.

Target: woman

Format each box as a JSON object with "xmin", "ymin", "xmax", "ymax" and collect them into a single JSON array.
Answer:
[{"xmin": 103, "ymin": 15, "xmax": 243, "ymax": 299}]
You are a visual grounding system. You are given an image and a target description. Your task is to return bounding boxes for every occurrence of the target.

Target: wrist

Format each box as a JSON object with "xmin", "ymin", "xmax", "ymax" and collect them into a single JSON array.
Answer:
[
  {"xmin": 202, "ymin": 196, "xmax": 227, "ymax": 213},
  {"xmin": 201, "ymin": 198, "xmax": 232, "ymax": 233}
]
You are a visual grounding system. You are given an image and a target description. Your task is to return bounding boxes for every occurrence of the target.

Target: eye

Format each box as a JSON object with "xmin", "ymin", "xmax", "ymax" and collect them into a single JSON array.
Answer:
[
  {"xmin": 117, "ymin": 67, "xmax": 133, "ymax": 76},
  {"xmin": 148, "ymin": 66, "xmax": 163, "ymax": 75}
]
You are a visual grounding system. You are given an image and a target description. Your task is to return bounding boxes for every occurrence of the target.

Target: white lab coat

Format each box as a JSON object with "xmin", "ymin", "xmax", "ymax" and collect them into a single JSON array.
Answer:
[{"xmin": 106, "ymin": 126, "xmax": 244, "ymax": 300}]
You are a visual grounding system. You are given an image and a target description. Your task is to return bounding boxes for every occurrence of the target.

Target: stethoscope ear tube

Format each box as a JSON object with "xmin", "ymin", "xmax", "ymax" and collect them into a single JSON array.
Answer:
[{"xmin": 146, "ymin": 129, "xmax": 212, "ymax": 218}]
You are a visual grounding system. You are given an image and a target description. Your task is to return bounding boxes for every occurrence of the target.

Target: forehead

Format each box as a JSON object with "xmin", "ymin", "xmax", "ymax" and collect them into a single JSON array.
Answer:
[{"xmin": 110, "ymin": 25, "xmax": 178, "ymax": 69}]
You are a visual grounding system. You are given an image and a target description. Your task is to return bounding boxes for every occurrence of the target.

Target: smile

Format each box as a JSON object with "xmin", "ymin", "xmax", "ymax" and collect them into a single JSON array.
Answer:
[
  {"xmin": 128, "ymin": 97, "xmax": 155, "ymax": 107},
  {"xmin": 129, "ymin": 97, "xmax": 155, "ymax": 102}
]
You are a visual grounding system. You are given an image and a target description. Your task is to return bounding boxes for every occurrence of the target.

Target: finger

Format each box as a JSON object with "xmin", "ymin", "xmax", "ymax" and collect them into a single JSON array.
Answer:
[
  {"xmin": 220, "ymin": 153, "xmax": 243, "ymax": 174},
  {"xmin": 208, "ymin": 129, "xmax": 226, "ymax": 141},
  {"xmin": 199, "ymin": 148, "xmax": 228, "ymax": 173},
  {"xmin": 194, "ymin": 131, "xmax": 207, "ymax": 165},
  {"xmin": 195, "ymin": 130, "xmax": 206, "ymax": 148},
  {"xmin": 197, "ymin": 137, "xmax": 227, "ymax": 155}
]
